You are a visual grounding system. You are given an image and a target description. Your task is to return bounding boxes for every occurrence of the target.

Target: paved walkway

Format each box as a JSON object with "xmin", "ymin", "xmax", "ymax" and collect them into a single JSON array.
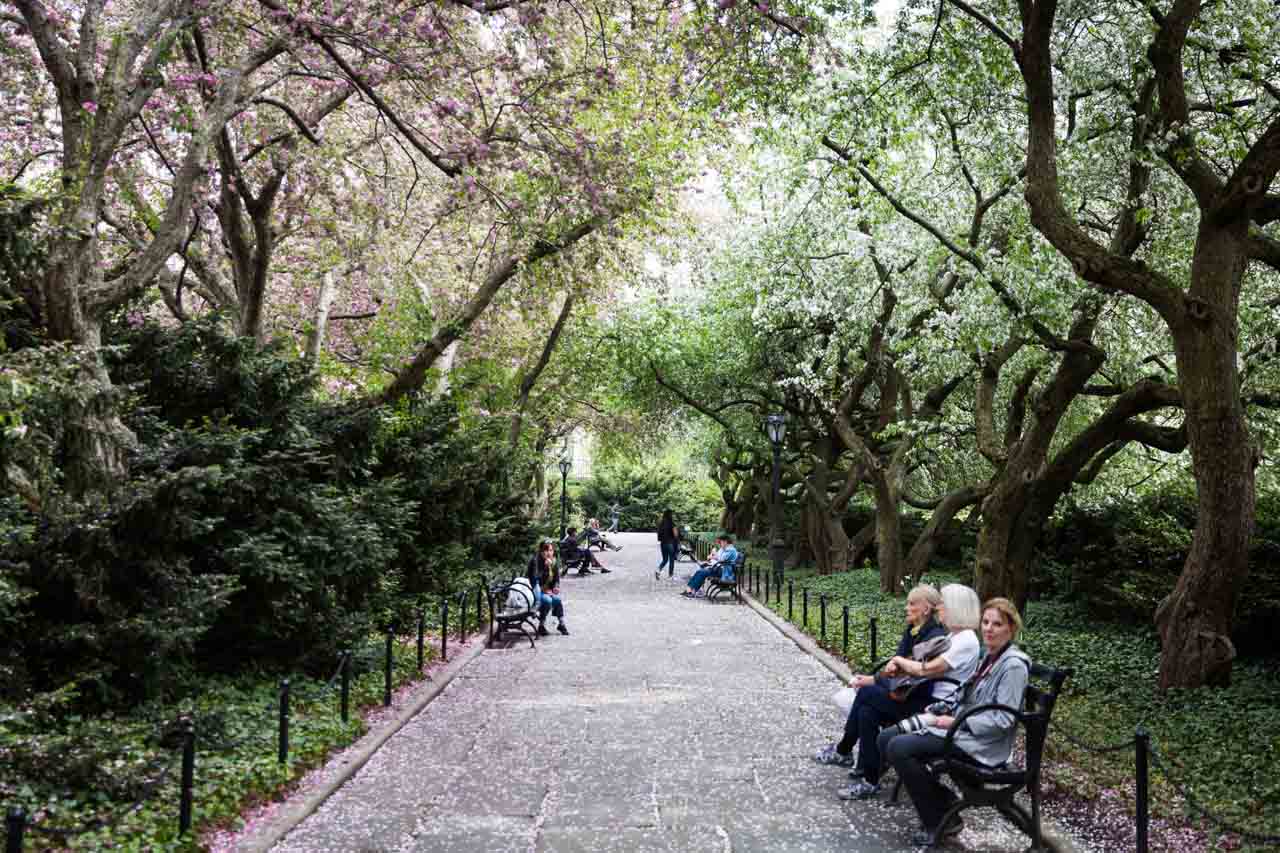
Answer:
[{"xmin": 270, "ymin": 534, "xmax": 1048, "ymax": 853}]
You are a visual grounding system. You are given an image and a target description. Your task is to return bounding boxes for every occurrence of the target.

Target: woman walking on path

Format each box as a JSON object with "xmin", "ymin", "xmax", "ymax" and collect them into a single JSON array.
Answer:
[{"xmin": 656, "ymin": 509, "xmax": 679, "ymax": 579}]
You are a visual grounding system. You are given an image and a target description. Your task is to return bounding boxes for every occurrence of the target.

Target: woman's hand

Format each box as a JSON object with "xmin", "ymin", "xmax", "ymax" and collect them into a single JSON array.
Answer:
[
  {"xmin": 851, "ymin": 674, "xmax": 874, "ymax": 689},
  {"xmin": 885, "ymin": 656, "xmax": 908, "ymax": 676},
  {"xmin": 933, "ymin": 715, "xmax": 955, "ymax": 730},
  {"xmin": 550, "ymin": 587, "xmax": 559, "ymax": 595}
]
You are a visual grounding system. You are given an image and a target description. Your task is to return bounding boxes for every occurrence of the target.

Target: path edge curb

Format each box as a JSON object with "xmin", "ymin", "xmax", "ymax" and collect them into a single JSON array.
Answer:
[
  {"xmin": 234, "ymin": 636, "xmax": 492, "ymax": 853},
  {"xmin": 739, "ymin": 590, "xmax": 1084, "ymax": 853}
]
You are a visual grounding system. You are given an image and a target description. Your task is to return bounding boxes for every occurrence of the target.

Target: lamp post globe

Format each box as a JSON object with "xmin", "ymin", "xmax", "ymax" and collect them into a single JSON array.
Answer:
[
  {"xmin": 558, "ymin": 457, "xmax": 572, "ymax": 539},
  {"xmin": 765, "ymin": 414, "xmax": 787, "ymax": 587}
]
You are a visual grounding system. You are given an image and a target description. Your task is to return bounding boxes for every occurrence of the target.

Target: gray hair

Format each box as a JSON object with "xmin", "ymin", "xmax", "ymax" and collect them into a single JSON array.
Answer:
[
  {"xmin": 907, "ymin": 583, "xmax": 942, "ymax": 615},
  {"xmin": 939, "ymin": 584, "xmax": 981, "ymax": 631}
]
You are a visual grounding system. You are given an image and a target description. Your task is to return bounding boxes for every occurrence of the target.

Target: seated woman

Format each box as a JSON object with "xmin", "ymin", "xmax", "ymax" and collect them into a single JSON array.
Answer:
[
  {"xmin": 681, "ymin": 533, "xmax": 738, "ymax": 597},
  {"xmin": 830, "ymin": 583, "xmax": 982, "ymax": 800},
  {"xmin": 880, "ymin": 597, "xmax": 1031, "ymax": 846},
  {"xmin": 586, "ymin": 518, "xmax": 622, "ymax": 551},
  {"xmin": 526, "ymin": 540, "xmax": 569, "ymax": 635},
  {"xmin": 561, "ymin": 527, "xmax": 611, "ymax": 574},
  {"xmin": 813, "ymin": 584, "xmax": 945, "ymax": 770}
]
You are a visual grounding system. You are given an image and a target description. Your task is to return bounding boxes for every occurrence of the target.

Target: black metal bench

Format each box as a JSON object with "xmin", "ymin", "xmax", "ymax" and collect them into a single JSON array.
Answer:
[
  {"xmin": 558, "ymin": 542, "xmax": 595, "ymax": 575},
  {"xmin": 706, "ymin": 552, "xmax": 747, "ymax": 602},
  {"xmin": 487, "ymin": 578, "xmax": 538, "ymax": 648},
  {"xmin": 894, "ymin": 661, "xmax": 1072, "ymax": 850}
]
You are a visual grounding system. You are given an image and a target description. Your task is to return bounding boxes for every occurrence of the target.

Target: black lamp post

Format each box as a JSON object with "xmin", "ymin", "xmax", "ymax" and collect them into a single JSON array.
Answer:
[
  {"xmin": 766, "ymin": 414, "xmax": 787, "ymax": 588},
  {"xmin": 558, "ymin": 456, "xmax": 572, "ymax": 539}
]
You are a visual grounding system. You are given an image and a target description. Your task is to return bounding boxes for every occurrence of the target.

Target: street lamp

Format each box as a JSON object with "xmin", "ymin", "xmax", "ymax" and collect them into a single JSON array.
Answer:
[
  {"xmin": 765, "ymin": 414, "xmax": 787, "ymax": 588},
  {"xmin": 558, "ymin": 456, "xmax": 572, "ymax": 539}
]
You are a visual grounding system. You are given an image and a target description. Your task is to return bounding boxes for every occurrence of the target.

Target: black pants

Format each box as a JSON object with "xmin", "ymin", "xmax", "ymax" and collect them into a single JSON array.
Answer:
[
  {"xmin": 836, "ymin": 683, "xmax": 934, "ymax": 783},
  {"xmin": 881, "ymin": 731, "xmax": 956, "ymax": 831}
]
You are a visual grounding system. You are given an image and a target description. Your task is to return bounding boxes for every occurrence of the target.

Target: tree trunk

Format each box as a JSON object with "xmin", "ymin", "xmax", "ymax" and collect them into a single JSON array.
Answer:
[
  {"xmin": 903, "ymin": 486, "xmax": 986, "ymax": 582},
  {"xmin": 41, "ymin": 233, "xmax": 135, "ymax": 497},
  {"xmin": 869, "ymin": 470, "xmax": 904, "ymax": 592},
  {"xmin": 848, "ymin": 518, "xmax": 877, "ymax": 570},
  {"xmin": 304, "ymin": 271, "xmax": 337, "ymax": 366},
  {"xmin": 1156, "ymin": 227, "xmax": 1254, "ymax": 688},
  {"xmin": 974, "ymin": 482, "xmax": 1039, "ymax": 612},
  {"xmin": 733, "ymin": 477, "xmax": 755, "ymax": 540}
]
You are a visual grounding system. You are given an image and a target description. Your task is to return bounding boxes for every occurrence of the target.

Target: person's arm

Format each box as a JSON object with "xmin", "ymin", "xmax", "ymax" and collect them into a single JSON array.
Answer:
[
  {"xmin": 955, "ymin": 661, "xmax": 1029, "ymax": 737},
  {"xmin": 889, "ymin": 654, "xmax": 951, "ymax": 679}
]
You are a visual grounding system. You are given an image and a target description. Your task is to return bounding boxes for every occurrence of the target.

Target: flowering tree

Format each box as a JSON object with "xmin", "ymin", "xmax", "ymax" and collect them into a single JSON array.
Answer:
[{"xmin": 902, "ymin": 0, "xmax": 1280, "ymax": 687}]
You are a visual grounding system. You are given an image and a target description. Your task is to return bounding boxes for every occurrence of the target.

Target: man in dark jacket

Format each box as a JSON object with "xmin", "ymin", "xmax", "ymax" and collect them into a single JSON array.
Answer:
[{"xmin": 561, "ymin": 527, "xmax": 610, "ymax": 574}]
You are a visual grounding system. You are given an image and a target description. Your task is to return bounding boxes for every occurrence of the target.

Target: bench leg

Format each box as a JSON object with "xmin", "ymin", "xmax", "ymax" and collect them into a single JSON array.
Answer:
[{"xmin": 996, "ymin": 801, "xmax": 1035, "ymax": 840}]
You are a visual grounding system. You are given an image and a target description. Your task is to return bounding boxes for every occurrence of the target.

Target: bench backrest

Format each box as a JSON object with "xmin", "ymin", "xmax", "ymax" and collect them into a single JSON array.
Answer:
[{"xmin": 1022, "ymin": 662, "xmax": 1072, "ymax": 782}]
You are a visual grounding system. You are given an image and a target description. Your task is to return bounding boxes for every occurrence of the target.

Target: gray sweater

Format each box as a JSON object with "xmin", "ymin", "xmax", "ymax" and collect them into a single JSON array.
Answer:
[{"xmin": 930, "ymin": 644, "xmax": 1031, "ymax": 767}]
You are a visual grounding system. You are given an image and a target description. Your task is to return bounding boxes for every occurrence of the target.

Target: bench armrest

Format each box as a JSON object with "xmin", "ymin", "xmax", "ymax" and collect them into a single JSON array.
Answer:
[{"xmin": 939, "ymin": 701, "xmax": 1031, "ymax": 756}]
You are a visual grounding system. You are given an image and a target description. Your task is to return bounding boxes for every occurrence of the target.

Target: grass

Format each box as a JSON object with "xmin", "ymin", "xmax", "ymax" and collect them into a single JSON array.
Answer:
[
  {"xmin": 745, "ymin": 564, "xmax": 1280, "ymax": 852},
  {"xmin": 0, "ymin": 629, "xmax": 455, "ymax": 851}
]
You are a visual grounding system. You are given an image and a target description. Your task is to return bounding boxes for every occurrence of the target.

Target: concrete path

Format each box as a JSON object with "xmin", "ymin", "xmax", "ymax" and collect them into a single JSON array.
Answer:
[{"xmin": 270, "ymin": 534, "xmax": 1047, "ymax": 853}]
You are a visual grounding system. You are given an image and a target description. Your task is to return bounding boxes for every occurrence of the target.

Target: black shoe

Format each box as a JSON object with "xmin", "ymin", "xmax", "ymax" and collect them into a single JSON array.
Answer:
[
  {"xmin": 536, "ymin": 622, "xmax": 549, "ymax": 637},
  {"xmin": 598, "ymin": 567, "xmax": 611, "ymax": 573},
  {"xmin": 557, "ymin": 622, "xmax": 570, "ymax": 635},
  {"xmin": 668, "ymin": 570, "xmax": 673, "ymax": 578}
]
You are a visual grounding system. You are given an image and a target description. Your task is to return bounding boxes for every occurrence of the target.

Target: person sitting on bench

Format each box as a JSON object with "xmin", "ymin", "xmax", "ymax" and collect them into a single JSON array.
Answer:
[
  {"xmin": 833, "ymin": 583, "xmax": 980, "ymax": 800},
  {"xmin": 681, "ymin": 533, "xmax": 737, "ymax": 597},
  {"xmin": 586, "ymin": 518, "xmax": 622, "ymax": 551},
  {"xmin": 880, "ymin": 596, "xmax": 1031, "ymax": 846},
  {"xmin": 561, "ymin": 528, "xmax": 610, "ymax": 574},
  {"xmin": 526, "ymin": 540, "xmax": 569, "ymax": 636},
  {"xmin": 814, "ymin": 581, "xmax": 947, "ymax": 773}
]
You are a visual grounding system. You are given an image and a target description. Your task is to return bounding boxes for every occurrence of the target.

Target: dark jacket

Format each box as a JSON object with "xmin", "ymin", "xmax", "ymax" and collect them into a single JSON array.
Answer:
[
  {"xmin": 894, "ymin": 617, "xmax": 945, "ymax": 658},
  {"xmin": 527, "ymin": 552, "xmax": 559, "ymax": 589},
  {"xmin": 657, "ymin": 516, "xmax": 677, "ymax": 544}
]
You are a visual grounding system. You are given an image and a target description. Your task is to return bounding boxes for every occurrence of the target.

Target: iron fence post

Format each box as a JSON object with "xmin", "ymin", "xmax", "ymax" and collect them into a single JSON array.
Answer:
[
  {"xmin": 278, "ymin": 680, "xmax": 290, "ymax": 765},
  {"xmin": 459, "ymin": 592, "xmax": 468, "ymax": 645},
  {"xmin": 416, "ymin": 610, "xmax": 425, "ymax": 671},
  {"xmin": 869, "ymin": 616, "xmax": 878, "ymax": 661},
  {"xmin": 764, "ymin": 569, "xmax": 770, "ymax": 603},
  {"xmin": 340, "ymin": 651, "xmax": 350, "ymax": 723},
  {"xmin": 787, "ymin": 580, "xmax": 793, "ymax": 620},
  {"xmin": 842, "ymin": 605, "xmax": 849, "ymax": 653},
  {"xmin": 476, "ymin": 585, "xmax": 485, "ymax": 643},
  {"xmin": 1136, "ymin": 727, "xmax": 1150, "ymax": 853},
  {"xmin": 384, "ymin": 629, "xmax": 394, "ymax": 707},
  {"xmin": 441, "ymin": 597, "xmax": 449, "ymax": 662},
  {"xmin": 179, "ymin": 719, "xmax": 195, "ymax": 835},
  {"xmin": 7, "ymin": 806, "xmax": 26, "ymax": 853},
  {"xmin": 819, "ymin": 594, "xmax": 826, "ymax": 640},
  {"xmin": 802, "ymin": 588, "xmax": 809, "ymax": 629}
]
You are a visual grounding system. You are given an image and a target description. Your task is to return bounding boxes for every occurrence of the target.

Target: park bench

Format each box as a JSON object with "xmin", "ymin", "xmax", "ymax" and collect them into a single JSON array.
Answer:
[
  {"xmin": 488, "ymin": 578, "xmax": 539, "ymax": 648},
  {"xmin": 890, "ymin": 661, "xmax": 1072, "ymax": 850},
  {"xmin": 706, "ymin": 551, "xmax": 747, "ymax": 602},
  {"xmin": 558, "ymin": 542, "xmax": 595, "ymax": 575}
]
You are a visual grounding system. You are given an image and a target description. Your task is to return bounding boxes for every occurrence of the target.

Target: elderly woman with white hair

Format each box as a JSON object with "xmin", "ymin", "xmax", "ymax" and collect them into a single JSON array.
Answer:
[
  {"xmin": 880, "ymin": 596, "xmax": 1032, "ymax": 846},
  {"xmin": 830, "ymin": 583, "xmax": 983, "ymax": 801}
]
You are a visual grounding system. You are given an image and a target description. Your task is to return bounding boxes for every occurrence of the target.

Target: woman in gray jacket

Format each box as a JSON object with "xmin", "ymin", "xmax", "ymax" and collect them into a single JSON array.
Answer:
[{"xmin": 881, "ymin": 597, "xmax": 1031, "ymax": 846}]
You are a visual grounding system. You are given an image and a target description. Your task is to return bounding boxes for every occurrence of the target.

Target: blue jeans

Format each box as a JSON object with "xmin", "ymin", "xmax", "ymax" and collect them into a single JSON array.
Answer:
[
  {"xmin": 532, "ymin": 585, "xmax": 564, "ymax": 620},
  {"xmin": 658, "ymin": 541, "xmax": 678, "ymax": 572},
  {"xmin": 687, "ymin": 568, "xmax": 712, "ymax": 591}
]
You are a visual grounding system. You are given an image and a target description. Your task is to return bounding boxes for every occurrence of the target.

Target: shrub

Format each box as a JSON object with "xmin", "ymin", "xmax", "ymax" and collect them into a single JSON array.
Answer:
[{"xmin": 576, "ymin": 459, "xmax": 721, "ymax": 532}]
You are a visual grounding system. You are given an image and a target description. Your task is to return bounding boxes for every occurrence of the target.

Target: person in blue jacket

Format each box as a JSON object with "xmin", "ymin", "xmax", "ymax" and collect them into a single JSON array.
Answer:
[{"xmin": 681, "ymin": 533, "xmax": 738, "ymax": 597}]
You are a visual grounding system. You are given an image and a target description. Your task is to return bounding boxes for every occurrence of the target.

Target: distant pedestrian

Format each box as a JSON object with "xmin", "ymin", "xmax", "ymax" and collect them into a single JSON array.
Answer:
[{"xmin": 656, "ymin": 508, "xmax": 679, "ymax": 579}]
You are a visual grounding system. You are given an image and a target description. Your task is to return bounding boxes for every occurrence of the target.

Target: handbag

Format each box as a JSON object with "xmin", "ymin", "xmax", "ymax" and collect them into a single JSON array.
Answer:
[
  {"xmin": 885, "ymin": 633, "xmax": 952, "ymax": 701},
  {"xmin": 831, "ymin": 686, "xmax": 858, "ymax": 717}
]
